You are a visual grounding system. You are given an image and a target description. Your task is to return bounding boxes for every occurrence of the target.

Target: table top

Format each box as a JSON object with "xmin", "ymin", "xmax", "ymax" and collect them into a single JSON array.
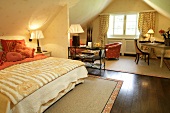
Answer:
[{"xmin": 141, "ymin": 43, "xmax": 170, "ymax": 49}]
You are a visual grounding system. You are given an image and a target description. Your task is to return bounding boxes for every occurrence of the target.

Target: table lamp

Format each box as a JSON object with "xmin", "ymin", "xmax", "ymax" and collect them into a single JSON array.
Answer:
[
  {"xmin": 147, "ymin": 29, "xmax": 154, "ymax": 41},
  {"xmin": 68, "ymin": 24, "xmax": 84, "ymax": 46},
  {"xmin": 30, "ymin": 30, "xmax": 44, "ymax": 53}
]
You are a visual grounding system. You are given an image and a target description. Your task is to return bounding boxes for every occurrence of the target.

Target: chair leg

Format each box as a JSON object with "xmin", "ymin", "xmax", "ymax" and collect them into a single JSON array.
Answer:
[
  {"xmin": 148, "ymin": 54, "xmax": 149, "ymax": 65},
  {"xmin": 136, "ymin": 54, "xmax": 139, "ymax": 64}
]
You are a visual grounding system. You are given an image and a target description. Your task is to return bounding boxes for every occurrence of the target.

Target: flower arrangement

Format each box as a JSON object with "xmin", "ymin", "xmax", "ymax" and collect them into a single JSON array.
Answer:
[{"xmin": 159, "ymin": 27, "xmax": 170, "ymax": 40}]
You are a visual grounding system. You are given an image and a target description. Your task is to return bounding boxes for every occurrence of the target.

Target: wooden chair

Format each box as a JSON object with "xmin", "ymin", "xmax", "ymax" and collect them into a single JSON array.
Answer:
[{"xmin": 134, "ymin": 39, "xmax": 150, "ymax": 65}]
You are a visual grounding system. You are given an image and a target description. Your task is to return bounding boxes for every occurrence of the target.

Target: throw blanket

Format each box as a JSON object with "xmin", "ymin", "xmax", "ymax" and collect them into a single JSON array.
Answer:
[{"xmin": 0, "ymin": 57, "xmax": 85, "ymax": 105}]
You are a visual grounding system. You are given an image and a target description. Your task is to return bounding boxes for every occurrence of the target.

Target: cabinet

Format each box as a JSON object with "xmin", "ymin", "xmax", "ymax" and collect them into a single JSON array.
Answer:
[{"xmin": 68, "ymin": 47, "xmax": 105, "ymax": 70}]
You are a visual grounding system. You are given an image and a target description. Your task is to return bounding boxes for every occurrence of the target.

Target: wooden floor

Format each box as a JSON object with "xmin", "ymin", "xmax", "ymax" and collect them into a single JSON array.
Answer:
[{"xmin": 87, "ymin": 68, "xmax": 170, "ymax": 113}]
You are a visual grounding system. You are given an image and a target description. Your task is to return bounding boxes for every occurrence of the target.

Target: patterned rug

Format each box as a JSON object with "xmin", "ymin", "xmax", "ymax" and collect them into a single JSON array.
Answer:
[
  {"xmin": 44, "ymin": 75, "xmax": 123, "ymax": 113},
  {"xmin": 164, "ymin": 59, "xmax": 170, "ymax": 71}
]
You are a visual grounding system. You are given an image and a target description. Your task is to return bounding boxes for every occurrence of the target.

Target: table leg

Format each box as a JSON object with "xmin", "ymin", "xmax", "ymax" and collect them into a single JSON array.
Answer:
[{"xmin": 160, "ymin": 49, "xmax": 165, "ymax": 68}]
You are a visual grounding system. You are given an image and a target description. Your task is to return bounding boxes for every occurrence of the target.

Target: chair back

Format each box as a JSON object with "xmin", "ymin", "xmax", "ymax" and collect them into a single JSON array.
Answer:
[
  {"xmin": 134, "ymin": 39, "xmax": 143, "ymax": 54},
  {"xmin": 105, "ymin": 42, "xmax": 122, "ymax": 59}
]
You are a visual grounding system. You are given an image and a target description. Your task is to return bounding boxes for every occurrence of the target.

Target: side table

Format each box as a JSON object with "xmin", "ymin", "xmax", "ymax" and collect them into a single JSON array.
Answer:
[{"xmin": 35, "ymin": 51, "xmax": 52, "ymax": 57}]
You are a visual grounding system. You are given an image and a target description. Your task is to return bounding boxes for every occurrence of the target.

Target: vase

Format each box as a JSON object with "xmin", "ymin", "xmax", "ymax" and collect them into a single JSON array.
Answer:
[{"xmin": 164, "ymin": 38, "xmax": 170, "ymax": 46}]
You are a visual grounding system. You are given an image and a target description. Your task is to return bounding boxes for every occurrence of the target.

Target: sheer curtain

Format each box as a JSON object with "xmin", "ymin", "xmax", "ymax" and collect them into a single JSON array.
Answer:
[
  {"xmin": 138, "ymin": 12, "xmax": 156, "ymax": 38},
  {"xmin": 98, "ymin": 15, "xmax": 110, "ymax": 47}
]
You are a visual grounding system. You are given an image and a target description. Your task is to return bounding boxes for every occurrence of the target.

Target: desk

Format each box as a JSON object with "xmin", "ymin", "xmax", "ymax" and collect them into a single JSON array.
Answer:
[{"xmin": 141, "ymin": 43, "xmax": 170, "ymax": 67}]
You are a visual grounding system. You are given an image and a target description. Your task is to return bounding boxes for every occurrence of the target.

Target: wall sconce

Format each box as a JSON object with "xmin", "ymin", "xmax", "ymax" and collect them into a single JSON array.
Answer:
[
  {"xmin": 30, "ymin": 30, "xmax": 44, "ymax": 53},
  {"xmin": 68, "ymin": 24, "xmax": 84, "ymax": 46}
]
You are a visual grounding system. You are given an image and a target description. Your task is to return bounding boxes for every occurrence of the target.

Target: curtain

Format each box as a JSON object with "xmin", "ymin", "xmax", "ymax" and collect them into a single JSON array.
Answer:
[
  {"xmin": 98, "ymin": 15, "xmax": 109, "ymax": 47},
  {"xmin": 138, "ymin": 12, "xmax": 156, "ymax": 36}
]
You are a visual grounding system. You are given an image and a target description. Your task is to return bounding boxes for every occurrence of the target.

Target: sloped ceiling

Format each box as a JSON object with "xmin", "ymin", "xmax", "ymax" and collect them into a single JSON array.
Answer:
[
  {"xmin": 0, "ymin": 0, "xmax": 78, "ymax": 36},
  {"xmin": 144, "ymin": 0, "xmax": 170, "ymax": 19},
  {"xmin": 69, "ymin": 0, "xmax": 114, "ymax": 25},
  {"xmin": 0, "ymin": 0, "xmax": 170, "ymax": 36}
]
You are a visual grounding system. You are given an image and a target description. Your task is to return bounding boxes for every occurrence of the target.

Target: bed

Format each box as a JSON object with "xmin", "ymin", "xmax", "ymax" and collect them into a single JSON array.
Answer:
[{"xmin": 0, "ymin": 39, "xmax": 88, "ymax": 113}]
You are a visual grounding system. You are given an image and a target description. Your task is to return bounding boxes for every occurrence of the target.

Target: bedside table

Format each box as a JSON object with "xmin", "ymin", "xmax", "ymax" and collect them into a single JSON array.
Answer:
[{"xmin": 35, "ymin": 51, "xmax": 52, "ymax": 57}]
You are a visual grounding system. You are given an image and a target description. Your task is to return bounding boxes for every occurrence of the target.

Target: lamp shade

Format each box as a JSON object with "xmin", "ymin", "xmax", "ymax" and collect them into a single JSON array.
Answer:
[
  {"xmin": 147, "ymin": 29, "xmax": 154, "ymax": 34},
  {"xmin": 68, "ymin": 24, "xmax": 84, "ymax": 33},
  {"xmin": 30, "ymin": 30, "xmax": 44, "ymax": 39}
]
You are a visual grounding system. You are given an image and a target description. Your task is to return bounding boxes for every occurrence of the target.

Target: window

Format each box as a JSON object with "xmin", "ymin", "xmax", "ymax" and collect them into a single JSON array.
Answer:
[{"xmin": 107, "ymin": 13, "xmax": 139, "ymax": 38}]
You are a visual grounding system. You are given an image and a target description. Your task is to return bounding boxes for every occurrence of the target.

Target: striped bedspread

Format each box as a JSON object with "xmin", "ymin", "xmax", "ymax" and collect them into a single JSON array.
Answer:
[{"xmin": 0, "ymin": 57, "xmax": 85, "ymax": 105}]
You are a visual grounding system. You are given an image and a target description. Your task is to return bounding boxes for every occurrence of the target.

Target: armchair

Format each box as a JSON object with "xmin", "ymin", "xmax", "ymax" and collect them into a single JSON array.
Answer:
[{"xmin": 105, "ymin": 42, "xmax": 122, "ymax": 59}]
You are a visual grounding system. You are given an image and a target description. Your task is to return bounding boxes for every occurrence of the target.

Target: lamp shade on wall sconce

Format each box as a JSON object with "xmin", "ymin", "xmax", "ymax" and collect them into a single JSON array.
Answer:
[
  {"xmin": 30, "ymin": 30, "xmax": 44, "ymax": 53},
  {"xmin": 68, "ymin": 24, "xmax": 84, "ymax": 46}
]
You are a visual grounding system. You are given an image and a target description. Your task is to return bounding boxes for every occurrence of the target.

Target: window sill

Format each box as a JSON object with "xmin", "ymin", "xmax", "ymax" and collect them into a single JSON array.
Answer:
[{"xmin": 107, "ymin": 37, "xmax": 139, "ymax": 40}]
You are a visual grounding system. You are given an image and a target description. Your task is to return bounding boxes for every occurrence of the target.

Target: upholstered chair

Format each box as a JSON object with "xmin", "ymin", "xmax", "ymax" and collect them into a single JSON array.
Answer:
[{"xmin": 105, "ymin": 42, "xmax": 122, "ymax": 59}]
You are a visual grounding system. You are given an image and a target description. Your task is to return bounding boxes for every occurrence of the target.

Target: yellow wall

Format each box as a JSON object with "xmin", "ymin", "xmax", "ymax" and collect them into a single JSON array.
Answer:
[
  {"xmin": 42, "ymin": 5, "xmax": 69, "ymax": 58},
  {"xmin": 0, "ymin": 5, "xmax": 69, "ymax": 58}
]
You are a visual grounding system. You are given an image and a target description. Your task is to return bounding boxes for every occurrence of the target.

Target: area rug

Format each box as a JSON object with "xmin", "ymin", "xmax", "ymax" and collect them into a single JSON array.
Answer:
[
  {"xmin": 44, "ymin": 75, "xmax": 123, "ymax": 113},
  {"xmin": 164, "ymin": 59, "xmax": 170, "ymax": 71},
  {"xmin": 105, "ymin": 56, "xmax": 170, "ymax": 78}
]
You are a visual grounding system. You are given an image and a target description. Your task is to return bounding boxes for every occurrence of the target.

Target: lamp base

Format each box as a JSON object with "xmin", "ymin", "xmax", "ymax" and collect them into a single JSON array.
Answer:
[
  {"xmin": 72, "ymin": 36, "xmax": 80, "ymax": 46},
  {"xmin": 36, "ymin": 47, "xmax": 42, "ymax": 53}
]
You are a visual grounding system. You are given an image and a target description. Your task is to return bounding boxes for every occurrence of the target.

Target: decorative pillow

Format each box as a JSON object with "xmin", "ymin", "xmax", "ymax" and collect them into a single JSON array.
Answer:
[
  {"xmin": 1, "ymin": 39, "xmax": 25, "ymax": 52},
  {"xmin": 0, "ymin": 39, "xmax": 2, "ymax": 51},
  {"xmin": 6, "ymin": 52, "xmax": 23, "ymax": 62},
  {"xmin": 16, "ymin": 48, "xmax": 35, "ymax": 58},
  {"xmin": 14, "ymin": 43, "xmax": 35, "ymax": 58},
  {"xmin": 0, "ymin": 51, "xmax": 3, "ymax": 65},
  {"xmin": 15, "ymin": 39, "xmax": 26, "ymax": 46},
  {"xmin": 0, "ymin": 59, "xmax": 3, "ymax": 66},
  {"xmin": 0, "ymin": 51, "xmax": 7, "ymax": 62},
  {"xmin": 0, "ymin": 51, "xmax": 3, "ymax": 59}
]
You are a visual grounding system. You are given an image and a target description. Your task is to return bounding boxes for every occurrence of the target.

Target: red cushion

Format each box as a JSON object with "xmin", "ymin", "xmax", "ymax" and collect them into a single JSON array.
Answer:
[
  {"xmin": 0, "ymin": 51, "xmax": 4, "ymax": 65},
  {"xmin": 0, "ymin": 51, "xmax": 7, "ymax": 62},
  {"xmin": 0, "ymin": 59, "xmax": 3, "ymax": 65},
  {"xmin": 14, "ymin": 43, "xmax": 35, "ymax": 58},
  {"xmin": 1, "ymin": 39, "xmax": 25, "ymax": 52},
  {"xmin": 6, "ymin": 52, "xmax": 23, "ymax": 62},
  {"xmin": 0, "ymin": 51, "xmax": 3, "ymax": 59}
]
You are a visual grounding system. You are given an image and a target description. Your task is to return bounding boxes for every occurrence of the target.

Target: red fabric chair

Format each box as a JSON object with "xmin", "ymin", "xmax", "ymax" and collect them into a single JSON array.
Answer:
[{"xmin": 105, "ymin": 42, "xmax": 122, "ymax": 59}]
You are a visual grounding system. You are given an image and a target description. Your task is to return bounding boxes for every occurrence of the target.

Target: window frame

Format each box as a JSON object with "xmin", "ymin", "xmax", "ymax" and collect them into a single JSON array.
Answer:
[{"xmin": 107, "ymin": 13, "xmax": 139, "ymax": 39}]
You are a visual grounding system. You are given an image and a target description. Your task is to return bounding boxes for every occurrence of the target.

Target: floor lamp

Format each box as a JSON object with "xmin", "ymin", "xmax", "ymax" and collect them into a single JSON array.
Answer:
[
  {"xmin": 68, "ymin": 24, "xmax": 84, "ymax": 46},
  {"xmin": 30, "ymin": 30, "xmax": 44, "ymax": 53}
]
